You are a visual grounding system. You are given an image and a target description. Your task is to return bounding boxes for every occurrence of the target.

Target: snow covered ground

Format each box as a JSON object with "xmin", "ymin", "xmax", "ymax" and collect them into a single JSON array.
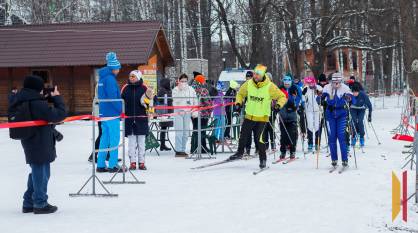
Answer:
[{"xmin": 1, "ymin": 95, "xmax": 417, "ymax": 233}]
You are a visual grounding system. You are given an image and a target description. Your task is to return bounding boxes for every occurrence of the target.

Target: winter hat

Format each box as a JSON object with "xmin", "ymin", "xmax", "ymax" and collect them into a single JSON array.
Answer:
[
  {"xmin": 245, "ymin": 71, "xmax": 254, "ymax": 78},
  {"xmin": 283, "ymin": 75, "xmax": 292, "ymax": 86},
  {"xmin": 230, "ymin": 80, "xmax": 239, "ymax": 90},
  {"xmin": 195, "ymin": 74, "xmax": 206, "ymax": 84},
  {"xmin": 352, "ymin": 82, "xmax": 361, "ymax": 92},
  {"xmin": 24, "ymin": 75, "xmax": 44, "ymax": 92},
  {"xmin": 254, "ymin": 64, "xmax": 267, "ymax": 77},
  {"xmin": 129, "ymin": 70, "xmax": 143, "ymax": 81},
  {"xmin": 216, "ymin": 81, "xmax": 224, "ymax": 91},
  {"xmin": 106, "ymin": 52, "xmax": 121, "ymax": 70},
  {"xmin": 304, "ymin": 76, "xmax": 316, "ymax": 86},
  {"xmin": 318, "ymin": 73, "xmax": 327, "ymax": 82},
  {"xmin": 331, "ymin": 73, "xmax": 343, "ymax": 83},
  {"xmin": 193, "ymin": 71, "xmax": 203, "ymax": 78}
]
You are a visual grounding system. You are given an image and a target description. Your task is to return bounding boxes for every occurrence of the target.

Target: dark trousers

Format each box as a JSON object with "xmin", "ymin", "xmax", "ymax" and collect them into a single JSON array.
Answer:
[
  {"xmin": 350, "ymin": 109, "xmax": 366, "ymax": 138},
  {"xmin": 88, "ymin": 121, "xmax": 109, "ymax": 161},
  {"xmin": 191, "ymin": 117, "xmax": 209, "ymax": 153},
  {"xmin": 237, "ymin": 119, "xmax": 267, "ymax": 161},
  {"xmin": 298, "ymin": 107, "xmax": 307, "ymax": 135},
  {"xmin": 280, "ymin": 121, "xmax": 298, "ymax": 153},
  {"xmin": 263, "ymin": 112, "xmax": 277, "ymax": 149},
  {"xmin": 224, "ymin": 109, "xmax": 233, "ymax": 138},
  {"xmin": 160, "ymin": 126, "xmax": 168, "ymax": 147},
  {"xmin": 245, "ymin": 127, "xmax": 259, "ymax": 152},
  {"xmin": 23, "ymin": 163, "xmax": 51, "ymax": 208}
]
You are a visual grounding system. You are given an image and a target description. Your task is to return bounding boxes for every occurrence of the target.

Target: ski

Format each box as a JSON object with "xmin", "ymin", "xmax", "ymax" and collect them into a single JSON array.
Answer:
[
  {"xmin": 283, "ymin": 157, "xmax": 298, "ymax": 164},
  {"xmin": 360, "ymin": 147, "xmax": 365, "ymax": 153},
  {"xmin": 242, "ymin": 154, "xmax": 257, "ymax": 160},
  {"xmin": 252, "ymin": 166, "xmax": 270, "ymax": 175},
  {"xmin": 191, "ymin": 159, "xmax": 235, "ymax": 170},
  {"xmin": 329, "ymin": 165, "xmax": 339, "ymax": 173},
  {"xmin": 338, "ymin": 166, "xmax": 348, "ymax": 174},
  {"xmin": 272, "ymin": 158, "xmax": 287, "ymax": 164}
]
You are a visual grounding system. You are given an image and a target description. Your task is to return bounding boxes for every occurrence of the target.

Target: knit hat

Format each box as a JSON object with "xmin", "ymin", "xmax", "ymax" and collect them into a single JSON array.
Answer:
[
  {"xmin": 195, "ymin": 74, "xmax": 206, "ymax": 84},
  {"xmin": 283, "ymin": 75, "xmax": 292, "ymax": 86},
  {"xmin": 245, "ymin": 71, "xmax": 254, "ymax": 78},
  {"xmin": 230, "ymin": 80, "xmax": 239, "ymax": 89},
  {"xmin": 304, "ymin": 76, "xmax": 316, "ymax": 85},
  {"xmin": 24, "ymin": 75, "xmax": 44, "ymax": 92},
  {"xmin": 129, "ymin": 70, "xmax": 142, "ymax": 81},
  {"xmin": 254, "ymin": 64, "xmax": 267, "ymax": 77},
  {"xmin": 331, "ymin": 73, "xmax": 343, "ymax": 83},
  {"xmin": 216, "ymin": 81, "xmax": 224, "ymax": 91},
  {"xmin": 193, "ymin": 71, "xmax": 203, "ymax": 78},
  {"xmin": 318, "ymin": 74, "xmax": 327, "ymax": 82},
  {"xmin": 106, "ymin": 52, "xmax": 121, "ymax": 70},
  {"xmin": 352, "ymin": 82, "xmax": 361, "ymax": 92}
]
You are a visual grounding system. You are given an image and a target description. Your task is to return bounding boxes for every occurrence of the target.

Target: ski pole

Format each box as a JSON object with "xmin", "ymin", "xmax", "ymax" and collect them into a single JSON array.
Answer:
[
  {"xmin": 277, "ymin": 114, "xmax": 294, "ymax": 146},
  {"xmin": 345, "ymin": 101, "xmax": 358, "ymax": 169},
  {"xmin": 364, "ymin": 118, "xmax": 370, "ymax": 139},
  {"xmin": 368, "ymin": 121, "xmax": 382, "ymax": 145}
]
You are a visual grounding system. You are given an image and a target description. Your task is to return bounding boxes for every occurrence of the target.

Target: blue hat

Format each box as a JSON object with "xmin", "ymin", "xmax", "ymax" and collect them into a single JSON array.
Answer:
[
  {"xmin": 283, "ymin": 75, "xmax": 292, "ymax": 86},
  {"xmin": 106, "ymin": 52, "xmax": 121, "ymax": 70},
  {"xmin": 216, "ymin": 81, "xmax": 224, "ymax": 91}
]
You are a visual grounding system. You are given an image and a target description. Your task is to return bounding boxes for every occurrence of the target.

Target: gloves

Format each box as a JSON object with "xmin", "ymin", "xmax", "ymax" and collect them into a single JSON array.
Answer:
[
  {"xmin": 367, "ymin": 114, "xmax": 372, "ymax": 122},
  {"xmin": 274, "ymin": 104, "xmax": 281, "ymax": 110},
  {"xmin": 234, "ymin": 103, "xmax": 241, "ymax": 113}
]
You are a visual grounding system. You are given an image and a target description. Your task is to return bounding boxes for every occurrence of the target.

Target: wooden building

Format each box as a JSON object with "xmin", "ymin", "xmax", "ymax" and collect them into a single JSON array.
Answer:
[{"xmin": 0, "ymin": 21, "xmax": 174, "ymax": 116}]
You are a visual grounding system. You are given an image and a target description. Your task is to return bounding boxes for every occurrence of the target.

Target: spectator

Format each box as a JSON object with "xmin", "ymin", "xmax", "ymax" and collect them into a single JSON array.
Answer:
[
  {"xmin": 14, "ymin": 75, "xmax": 66, "ymax": 214},
  {"xmin": 156, "ymin": 78, "xmax": 173, "ymax": 151},
  {"xmin": 224, "ymin": 80, "xmax": 240, "ymax": 139},
  {"xmin": 172, "ymin": 74, "xmax": 198, "ymax": 157},
  {"xmin": 96, "ymin": 52, "xmax": 123, "ymax": 173},
  {"xmin": 121, "ymin": 70, "xmax": 151, "ymax": 170}
]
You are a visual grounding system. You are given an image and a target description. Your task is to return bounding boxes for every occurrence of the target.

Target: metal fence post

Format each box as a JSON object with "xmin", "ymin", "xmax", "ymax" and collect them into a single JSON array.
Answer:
[{"xmin": 415, "ymin": 99, "xmax": 418, "ymax": 204}]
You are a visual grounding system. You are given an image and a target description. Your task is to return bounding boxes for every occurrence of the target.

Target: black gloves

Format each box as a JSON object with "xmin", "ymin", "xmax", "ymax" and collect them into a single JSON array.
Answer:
[{"xmin": 368, "ymin": 114, "xmax": 372, "ymax": 122}]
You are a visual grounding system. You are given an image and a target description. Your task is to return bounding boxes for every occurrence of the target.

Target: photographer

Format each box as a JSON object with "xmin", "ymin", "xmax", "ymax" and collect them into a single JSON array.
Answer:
[{"xmin": 13, "ymin": 75, "xmax": 66, "ymax": 214}]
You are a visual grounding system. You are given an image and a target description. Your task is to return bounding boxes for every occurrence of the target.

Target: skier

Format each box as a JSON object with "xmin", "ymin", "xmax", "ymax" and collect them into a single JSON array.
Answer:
[
  {"xmin": 293, "ymin": 76, "xmax": 307, "ymax": 138},
  {"xmin": 303, "ymin": 76, "xmax": 323, "ymax": 152},
  {"xmin": 228, "ymin": 64, "xmax": 287, "ymax": 168},
  {"xmin": 121, "ymin": 70, "xmax": 152, "ymax": 170},
  {"xmin": 350, "ymin": 82, "xmax": 372, "ymax": 147},
  {"xmin": 320, "ymin": 73, "xmax": 354, "ymax": 168},
  {"xmin": 278, "ymin": 75, "xmax": 301, "ymax": 160}
]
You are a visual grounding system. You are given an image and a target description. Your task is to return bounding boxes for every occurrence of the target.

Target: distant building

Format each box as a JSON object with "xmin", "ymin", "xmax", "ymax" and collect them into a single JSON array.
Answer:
[{"xmin": 0, "ymin": 21, "xmax": 174, "ymax": 115}]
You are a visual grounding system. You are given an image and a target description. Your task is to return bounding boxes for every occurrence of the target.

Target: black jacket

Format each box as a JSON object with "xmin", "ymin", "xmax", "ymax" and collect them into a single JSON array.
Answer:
[
  {"xmin": 121, "ymin": 81, "xmax": 149, "ymax": 136},
  {"xmin": 14, "ymin": 88, "xmax": 66, "ymax": 164},
  {"xmin": 156, "ymin": 78, "xmax": 173, "ymax": 128}
]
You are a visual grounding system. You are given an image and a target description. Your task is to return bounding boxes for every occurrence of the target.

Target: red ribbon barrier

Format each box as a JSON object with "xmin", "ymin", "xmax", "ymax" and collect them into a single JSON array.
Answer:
[{"xmin": 0, "ymin": 102, "xmax": 236, "ymax": 129}]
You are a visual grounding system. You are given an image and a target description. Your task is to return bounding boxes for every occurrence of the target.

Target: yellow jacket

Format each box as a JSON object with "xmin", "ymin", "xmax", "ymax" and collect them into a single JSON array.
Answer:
[{"xmin": 236, "ymin": 76, "xmax": 287, "ymax": 122}]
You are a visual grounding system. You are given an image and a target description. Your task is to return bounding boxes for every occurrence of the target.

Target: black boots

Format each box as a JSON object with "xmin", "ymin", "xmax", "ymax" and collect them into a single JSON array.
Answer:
[
  {"xmin": 228, "ymin": 153, "xmax": 243, "ymax": 161},
  {"xmin": 160, "ymin": 144, "xmax": 171, "ymax": 151},
  {"xmin": 259, "ymin": 159, "xmax": 267, "ymax": 169},
  {"xmin": 33, "ymin": 204, "xmax": 58, "ymax": 214}
]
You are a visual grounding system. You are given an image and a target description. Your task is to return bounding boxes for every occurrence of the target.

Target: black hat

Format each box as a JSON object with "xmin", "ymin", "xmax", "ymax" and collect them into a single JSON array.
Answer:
[
  {"xmin": 24, "ymin": 75, "xmax": 44, "ymax": 92},
  {"xmin": 350, "ymin": 75, "xmax": 356, "ymax": 80},
  {"xmin": 318, "ymin": 74, "xmax": 327, "ymax": 82},
  {"xmin": 246, "ymin": 71, "xmax": 254, "ymax": 78},
  {"xmin": 193, "ymin": 71, "xmax": 202, "ymax": 78},
  {"xmin": 352, "ymin": 82, "xmax": 361, "ymax": 92}
]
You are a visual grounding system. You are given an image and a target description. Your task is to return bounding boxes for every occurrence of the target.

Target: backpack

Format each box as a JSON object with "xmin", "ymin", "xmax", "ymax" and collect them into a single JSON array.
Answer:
[{"xmin": 8, "ymin": 101, "xmax": 36, "ymax": 140}]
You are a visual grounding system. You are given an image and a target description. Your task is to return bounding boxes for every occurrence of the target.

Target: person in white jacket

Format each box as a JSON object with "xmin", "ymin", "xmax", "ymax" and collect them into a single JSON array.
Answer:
[
  {"xmin": 302, "ymin": 76, "xmax": 323, "ymax": 152},
  {"xmin": 172, "ymin": 74, "xmax": 198, "ymax": 157}
]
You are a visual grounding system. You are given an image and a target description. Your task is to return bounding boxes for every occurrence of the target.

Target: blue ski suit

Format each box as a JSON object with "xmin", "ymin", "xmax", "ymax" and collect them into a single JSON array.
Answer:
[
  {"xmin": 350, "ymin": 91, "xmax": 372, "ymax": 139},
  {"xmin": 320, "ymin": 83, "xmax": 354, "ymax": 162}
]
